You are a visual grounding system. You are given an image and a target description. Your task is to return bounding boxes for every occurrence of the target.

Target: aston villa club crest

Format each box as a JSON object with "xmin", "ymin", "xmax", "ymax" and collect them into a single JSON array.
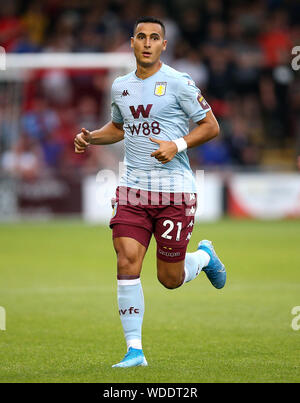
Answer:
[
  {"xmin": 112, "ymin": 202, "xmax": 118, "ymax": 218},
  {"xmin": 154, "ymin": 82, "xmax": 167, "ymax": 96}
]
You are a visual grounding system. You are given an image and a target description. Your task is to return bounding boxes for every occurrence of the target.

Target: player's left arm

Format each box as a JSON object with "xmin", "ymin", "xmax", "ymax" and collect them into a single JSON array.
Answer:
[
  {"xmin": 184, "ymin": 109, "xmax": 220, "ymax": 148},
  {"xmin": 150, "ymin": 110, "xmax": 219, "ymax": 164}
]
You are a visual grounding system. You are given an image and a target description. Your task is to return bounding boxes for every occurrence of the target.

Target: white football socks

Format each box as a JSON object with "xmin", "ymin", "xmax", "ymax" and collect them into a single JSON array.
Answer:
[
  {"xmin": 116, "ymin": 250, "xmax": 210, "ymax": 351},
  {"xmin": 184, "ymin": 250, "xmax": 210, "ymax": 283},
  {"xmin": 117, "ymin": 278, "xmax": 144, "ymax": 351}
]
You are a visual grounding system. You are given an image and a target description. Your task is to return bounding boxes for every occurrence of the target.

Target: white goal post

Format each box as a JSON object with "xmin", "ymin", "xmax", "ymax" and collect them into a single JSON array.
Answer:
[
  {"xmin": 0, "ymin": 52, "xmax": 135, "ymax": 142},
  {"xmin": 4, "ymin": 52, "xmax": 135, "ymax": 71}
]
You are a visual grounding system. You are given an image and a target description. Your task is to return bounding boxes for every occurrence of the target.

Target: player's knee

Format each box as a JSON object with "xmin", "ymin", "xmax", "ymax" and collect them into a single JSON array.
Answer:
[
  {"xmin": 117, "ymin": 250, "xmax": 140, "ymax": 273},
  {"xmin": 157, "ymin": 272, "xmax": 183, "ymax": 290}
]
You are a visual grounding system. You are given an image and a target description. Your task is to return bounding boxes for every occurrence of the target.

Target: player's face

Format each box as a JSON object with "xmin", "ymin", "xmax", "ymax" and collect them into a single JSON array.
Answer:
[{"xmin": 131, "ymin": 23, "xmax": 167, "ymax": 67}]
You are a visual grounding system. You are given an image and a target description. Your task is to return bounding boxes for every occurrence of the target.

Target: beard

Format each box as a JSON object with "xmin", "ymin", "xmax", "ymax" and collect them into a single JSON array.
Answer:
[
  {"xmin": 135, "ymin": 50, "xmax": 161, "ymax": 68},
  {"xmin": 137, "ymin": 59, "xmax": 156, "ymax": 68}
]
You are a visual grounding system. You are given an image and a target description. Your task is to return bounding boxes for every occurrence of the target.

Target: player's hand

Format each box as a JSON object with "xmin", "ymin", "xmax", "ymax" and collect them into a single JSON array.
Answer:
[
  {"xmin": 150, "ymin": 137, "xmax": 178, "ymax": 164},
  {"xmin": 74, "ymin": 128, "xmax": 91, "ymax": 153}
]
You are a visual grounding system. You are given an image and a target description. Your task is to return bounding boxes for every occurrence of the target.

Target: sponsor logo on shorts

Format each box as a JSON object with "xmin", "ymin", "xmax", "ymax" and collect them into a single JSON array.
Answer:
[{"xmin": 158, "ymin": 248, "xmax": 181, "ymax": 258}]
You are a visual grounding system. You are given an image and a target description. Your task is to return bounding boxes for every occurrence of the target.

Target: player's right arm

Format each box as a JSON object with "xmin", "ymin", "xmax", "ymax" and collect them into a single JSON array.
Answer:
[{"xmin": 74, "ymin": 121, "xmax": 124, "ymax": 153}]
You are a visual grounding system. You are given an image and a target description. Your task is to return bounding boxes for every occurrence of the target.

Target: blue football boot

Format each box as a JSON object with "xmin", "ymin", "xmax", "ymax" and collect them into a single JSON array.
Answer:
[
  {"xmin": 198, "ymin": 240, "xmax": 226, "ymax": 289},
  {"xmin": 112, "ymin": 347, "xmax": 148, "ymax": 368}
]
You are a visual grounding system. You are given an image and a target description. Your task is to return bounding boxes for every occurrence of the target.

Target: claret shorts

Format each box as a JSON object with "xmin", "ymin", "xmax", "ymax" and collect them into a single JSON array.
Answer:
[{"xmin": 110, "ymin": 186, "xmax": 197, "ymax": 262}]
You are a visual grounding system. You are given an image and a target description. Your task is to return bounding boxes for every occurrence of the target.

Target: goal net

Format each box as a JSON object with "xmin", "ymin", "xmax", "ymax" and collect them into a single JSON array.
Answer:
[
  {"xmin": 1, "ymin": 52, "xmax": 134, "ymax": 144},
  {"xmin": 0, "ymin": 53, "xmax": 134, "ymax": 219}
]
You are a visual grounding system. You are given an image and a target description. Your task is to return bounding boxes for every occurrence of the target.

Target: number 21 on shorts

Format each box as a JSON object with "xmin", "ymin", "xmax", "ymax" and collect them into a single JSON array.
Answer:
[{"xmin": 161, "ymin": 220, "xmax": 182, "ymax": 241}]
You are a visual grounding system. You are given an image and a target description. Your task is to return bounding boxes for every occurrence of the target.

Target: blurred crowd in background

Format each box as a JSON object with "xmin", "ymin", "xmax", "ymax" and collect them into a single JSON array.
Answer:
[{"xmin": 0, "ymin": 0, "xmax": 300, "ymax": 181}]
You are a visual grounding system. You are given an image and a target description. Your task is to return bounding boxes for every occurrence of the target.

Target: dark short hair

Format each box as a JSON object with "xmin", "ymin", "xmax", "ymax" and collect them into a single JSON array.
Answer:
[{"xmin": 133, "ymin": 16, "xmax": 166, "ymax": 37}]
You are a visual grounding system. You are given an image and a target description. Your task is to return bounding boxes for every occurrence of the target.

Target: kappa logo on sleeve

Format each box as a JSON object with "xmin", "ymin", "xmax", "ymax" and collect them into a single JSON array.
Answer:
[{"xmin": 197, "ymin": 93, "xmax": 210, "ymax": 110}]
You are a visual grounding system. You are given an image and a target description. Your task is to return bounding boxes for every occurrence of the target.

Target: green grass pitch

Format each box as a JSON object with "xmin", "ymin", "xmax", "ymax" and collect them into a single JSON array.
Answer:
[{"xmin": 0, "ymin": 219, "xmax": 299, "ymax": 383}]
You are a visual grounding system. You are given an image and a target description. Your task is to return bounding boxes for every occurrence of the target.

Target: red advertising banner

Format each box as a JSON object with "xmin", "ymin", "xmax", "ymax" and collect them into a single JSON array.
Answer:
[
  {"xmin": 18, "ymin": 176, "xmax": 82, "ymax": 216},
  {"xmin": 228, "ymin": 174, "xmax": 300, "ymax": 219}
]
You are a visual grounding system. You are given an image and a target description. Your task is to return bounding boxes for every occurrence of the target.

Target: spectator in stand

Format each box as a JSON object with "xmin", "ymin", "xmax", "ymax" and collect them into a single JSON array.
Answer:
[
  {"xmin": 119, "ymin": 0, "xmax": 143, "ymax": 37},
  {"xmin": 40, "ymin": 107, "xmax": 77, "ymax": 173},
  {"xmin": 227, "ymin": 116, "xmax": 261, "ymax": 166},
  {"xmin": 21, "ymin": 1, "xmax": 48, "ymax": 48},
  {"xmin": 1, "ymin": 135, "xmax": 43, "ymax": 180},
  {"xmin": 75, "ymin": 3, "xmax": 119, "ymax": 53},
  {"xmin": 105, "ymin": 29, "xmax": 131, "ymax": 53},
  {"xmin": 41, "ymin": 70, "xmax": 73, "ymax": 106},
  {"xmin": 0, "ymin": 1, "xmax": 23, "ymax": 52},
  {"xmin": 259, "ymin": 8, "xmax": 292, "ymax": 68},
  {"xmin": 259, "ymin": 75, "xmax": 286, "ymax": 147},
  {"xmin": 20, "ymin": 98, "xmax": 67, "ymax": 177},
  {"xmin": 22, "ymin": 98, "xmax": 59, "ymax": 142},
  {"xmin": 0, "ymin": 95, "xmax": 18, "ymax": 152},
  {"xmin": 202, "ymin": 18, "xmax": 232, "ymax": 65},
  {"xmin": 290, "ymin": 79, "xmax": 300, "ymax": 166},
  {"xmin": 202, "ymin": 0, "xmax": 225, "ymax": 28},
  {"xmin": 173, "ymin": 48, "xmax": 208, "ymax": 89},
  {"xmin": 77, "ymin": 96, "xmax": 100, "ymax": 132},
  {"xmin": 179, "ymin": 8, "xmax": 203, "ymax": 48},
  {"xmin": 11, "ymin": 31, "xmax": 40, "ymax": 53},
  {"xmin": 206, "ymin": 48, "xmax": 234, "ymax": 100},
  {"xmin": 232, "ymin": 31, "xmax": 263, "ymax": 95},
  {"xmin": 41, "ymin": 131, "xmax": 64, "ymax": 173},
  {"xmin": 54, "ymin": 107, "xmax": 78, "ymax": 151},
  {"xmin": 197, "ymin": 136, "xmax": 232, "ymax": 167},
  {"xmin": 43, "ymin": 12, "xmax": 79, "ymax": 53},
  {"xmin": 145, "ymin": 2, "xmax": 181, "ymax": 64},
  {"xmin": 75, "ymin": 27, "xmax": 104, "ymax": 53},
  {"xmin": 43, "ymin": 33, "xmax": 74, "ymax": 53},
  {"xmin": 241, "ymin": 94, "xmax": 264, "ymax": 148},
  {"xmin": 0, "ymin": 0, "xmax": 299, "ymax": 172},
  {"xmin": 204, "ymin": 18, "xmax": 229, "ymax": 50}
]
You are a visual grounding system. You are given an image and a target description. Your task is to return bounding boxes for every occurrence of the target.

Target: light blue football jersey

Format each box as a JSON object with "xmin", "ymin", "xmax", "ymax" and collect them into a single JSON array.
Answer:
[{"xmin": 111, "ymin": 63, "xmax": 211, "ymax": 193}]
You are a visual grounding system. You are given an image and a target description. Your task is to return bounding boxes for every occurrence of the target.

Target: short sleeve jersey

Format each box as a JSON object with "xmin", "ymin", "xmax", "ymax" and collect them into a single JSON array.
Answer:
[{"xmin": 111, "ymin": 63, "xmax": 211, "ymax": 193}]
